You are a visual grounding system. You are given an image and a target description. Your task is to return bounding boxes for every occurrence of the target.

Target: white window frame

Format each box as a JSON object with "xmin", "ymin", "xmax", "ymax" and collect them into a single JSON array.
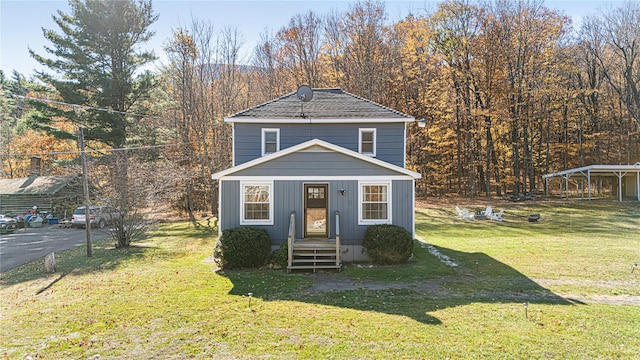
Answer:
[
  {"xmin": 240, "ymin": 180, "xmax": 274, "ymax": 225},
  {"xmin": 358, "ymin": 180, "xmax": 392, "ymax": 225},
  {"xmin": 359, "ymin": 128, "xmax": 377, "ymax": 157},
  {"xmin": 261, "ymin": 128, "xmax": 280, "ymax": 156}
]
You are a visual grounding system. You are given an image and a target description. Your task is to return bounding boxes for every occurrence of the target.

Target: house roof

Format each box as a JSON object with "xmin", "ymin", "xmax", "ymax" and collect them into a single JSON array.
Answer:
[
  {"xmin": 542, "ymin": 163, "xmax": 640, "ymax": 179},
  {"xmin": 211, "ymin": 139, "xmax": 422, "ymax": 180},
  {"xmin": 225, "ymin": 88, "xmax": 414, "ymax": 123},
  {"xmin": 0, "ymin": 175, "xmax": 81, "ymax": 196}
]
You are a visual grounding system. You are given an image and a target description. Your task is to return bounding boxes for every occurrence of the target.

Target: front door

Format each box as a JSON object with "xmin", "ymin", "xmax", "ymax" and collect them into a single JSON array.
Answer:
[{"xmin": 304, "ymin": 184, "xmax": 328, "ymax": 238}]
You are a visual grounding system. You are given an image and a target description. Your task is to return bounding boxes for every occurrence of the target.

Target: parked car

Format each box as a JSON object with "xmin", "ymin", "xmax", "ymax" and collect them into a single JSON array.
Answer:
[
  {"xmin": 0, "ymin": 214, "xmax": 18, "ymax": 234},
  {"xmin": 71, "ymin": 206, "xmax": 119, "ymax": 229}
]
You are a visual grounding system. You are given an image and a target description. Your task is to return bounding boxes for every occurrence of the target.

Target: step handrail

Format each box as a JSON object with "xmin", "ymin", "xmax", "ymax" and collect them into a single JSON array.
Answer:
[
  {"xmin": 335, "ymin": 211, "xmax": 340, "ymax": 268},
  {"xmin": 287, "ymin": 211, "xmax": 295, "ymax": 269}
]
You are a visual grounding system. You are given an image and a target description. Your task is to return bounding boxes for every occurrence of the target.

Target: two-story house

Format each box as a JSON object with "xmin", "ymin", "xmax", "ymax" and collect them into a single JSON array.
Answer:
[{"xmin": 211, "ymin": 88, "xmax": 421, "ymax": 271}]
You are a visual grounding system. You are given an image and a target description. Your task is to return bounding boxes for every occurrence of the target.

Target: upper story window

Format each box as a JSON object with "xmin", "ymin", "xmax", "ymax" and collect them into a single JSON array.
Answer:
[
  {"xmin": 359, "ymin": 128, "xmax": 376, "ymax": 157},
  {"xmin": 261, "ymin": 128, "xmax": 280, "ymax": 156}
]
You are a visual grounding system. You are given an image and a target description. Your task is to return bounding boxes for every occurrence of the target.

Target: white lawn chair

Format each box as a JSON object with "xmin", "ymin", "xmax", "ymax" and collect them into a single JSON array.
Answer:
[
  {"xmin": 455, "ymin": 206, "xmax": 473, "ymax": 220},
  {"xmin": 490, "ymin": 209, "xmax": 504, "ymax": 222},
  {"xmin": 312, "ymin": 219, "xmax": 326, "ymax": 229},
  {"xmin": 483, "ymin": 206, "xmax": 493, "ymax": 218}
]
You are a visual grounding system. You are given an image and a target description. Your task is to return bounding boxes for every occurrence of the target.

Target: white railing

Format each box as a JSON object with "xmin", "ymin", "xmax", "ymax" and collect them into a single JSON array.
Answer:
[
  {"xmin": 287, "ymin": 211, "xmax": 295, "ymax": 269},
  {"xmin": 335, "ymin": 211, "xmax": 341, "ymax": 268}
]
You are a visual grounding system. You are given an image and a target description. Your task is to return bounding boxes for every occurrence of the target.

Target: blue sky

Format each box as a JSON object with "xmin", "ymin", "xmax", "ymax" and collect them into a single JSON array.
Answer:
[{"xmin": 0, "ymin": 0, "xmax": 624, "ymax": 78}]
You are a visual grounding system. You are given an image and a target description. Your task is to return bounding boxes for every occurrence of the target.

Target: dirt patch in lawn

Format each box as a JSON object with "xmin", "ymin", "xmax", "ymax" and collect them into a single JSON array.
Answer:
[{"xmin": 306, "ymin": 273, "xmax": 640, "ymax": 306}]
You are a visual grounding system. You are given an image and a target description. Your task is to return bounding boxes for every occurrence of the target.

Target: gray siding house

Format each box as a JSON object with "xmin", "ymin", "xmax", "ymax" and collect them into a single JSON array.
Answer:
[{"xmin": 212, "ymin": 88, "xmax": 421, "ymax": 271}]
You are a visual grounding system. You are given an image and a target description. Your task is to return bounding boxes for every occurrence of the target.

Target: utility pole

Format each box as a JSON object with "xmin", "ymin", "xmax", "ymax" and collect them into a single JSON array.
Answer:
[{"xmin": 79, "ymin": 127, "xmax": 92, "ymax": 257}]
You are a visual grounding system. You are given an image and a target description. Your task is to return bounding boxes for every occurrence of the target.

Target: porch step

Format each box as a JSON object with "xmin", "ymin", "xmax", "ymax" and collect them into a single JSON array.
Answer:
[
  {"xmin": 288, "ymin": 265, "xmax": 341, "ymax": 270},
  {"xmin": 291, "ymin": 258, "xmax": 337, "ymax": 263},
  {"xmin": 293, "ymin": 240, "xmax": 336, "ymax": 249},
  {"xmin": 291, "ymin": 252, "xmax": 337, "ymax": 261},
  {"xmin": 288, "ymin": 238, "xmax": 341, "ymax": 272}
]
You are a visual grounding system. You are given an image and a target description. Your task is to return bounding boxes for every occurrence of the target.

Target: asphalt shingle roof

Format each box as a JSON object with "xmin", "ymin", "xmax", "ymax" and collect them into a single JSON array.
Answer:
[
  {"xmin": 0, "ymin": 176, "xmax": 79, "ymax": 195},
  {"xmin": 227, "ymin": 88, "xmax": 412, "ymax": 120}
]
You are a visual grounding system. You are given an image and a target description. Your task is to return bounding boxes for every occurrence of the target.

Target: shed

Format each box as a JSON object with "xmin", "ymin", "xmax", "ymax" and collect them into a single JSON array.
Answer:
[{"xmin": 0, "ymin": 175, "xmax": 85, "ymax": 216}]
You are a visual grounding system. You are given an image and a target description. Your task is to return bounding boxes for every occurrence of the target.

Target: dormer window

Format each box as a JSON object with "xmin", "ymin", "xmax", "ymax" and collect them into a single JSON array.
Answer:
[
  {"xmin": 359, "ymin": 128, "xmax": 376, "ymax": 156},
  {"xmin": 262, "ymin": 128, "xmax": 280, "ymax": 156}
]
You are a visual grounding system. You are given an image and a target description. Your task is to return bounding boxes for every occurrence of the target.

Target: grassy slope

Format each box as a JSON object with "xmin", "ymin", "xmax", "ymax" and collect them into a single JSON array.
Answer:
[{"xmin": 1, "ymin": 200, "xmax": 639, "ymax": 359}]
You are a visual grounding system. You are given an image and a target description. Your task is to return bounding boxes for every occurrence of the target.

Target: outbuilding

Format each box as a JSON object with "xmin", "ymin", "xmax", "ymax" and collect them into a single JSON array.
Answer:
[
  {"xmin": 542, "ymin": 163, "xmax": 640, "ymax": 201},
  {"xmin": 0, "ymin": 175, "xmax": 84, "ymax": 217}
]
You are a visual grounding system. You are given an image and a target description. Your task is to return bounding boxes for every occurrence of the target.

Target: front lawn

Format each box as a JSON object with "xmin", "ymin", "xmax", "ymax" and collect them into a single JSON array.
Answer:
[{"xmin": 1, "ymin": 199, "xmax": 639, "ymax": 359}]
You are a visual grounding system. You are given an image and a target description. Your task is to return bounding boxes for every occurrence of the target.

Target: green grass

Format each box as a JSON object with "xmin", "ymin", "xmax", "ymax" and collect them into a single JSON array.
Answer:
[{"xmin": 1, "ymin": 200, "xmax": 639, "ymax": 359}]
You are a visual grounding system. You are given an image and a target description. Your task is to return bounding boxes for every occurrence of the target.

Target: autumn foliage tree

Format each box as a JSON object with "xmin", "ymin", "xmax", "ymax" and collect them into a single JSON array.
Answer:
[
  {"xmin": 242, "ymin": 0, "xmax": 638, "ymax": 198},
  {"xmin": 162, "ymin": 20, "xmax": 246, "ymax": 223},
  {"xmin": 8, "ymin": 0, "xmax": 638, "ymax": 214}
]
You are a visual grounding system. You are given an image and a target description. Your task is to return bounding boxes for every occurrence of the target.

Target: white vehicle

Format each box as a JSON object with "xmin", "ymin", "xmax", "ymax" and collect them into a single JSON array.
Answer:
[{"xmin": 71, "ymin": 206, "xmax": 119, "ymax": 229}]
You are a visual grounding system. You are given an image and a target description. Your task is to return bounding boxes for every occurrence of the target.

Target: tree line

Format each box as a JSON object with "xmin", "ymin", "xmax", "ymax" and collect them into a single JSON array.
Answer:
[
  {"xmin": 1, "ymin": 0, "xmax": 639, "ymax": 230},
  {"xmin": 248, "ymin": 0, "xmax": 640, "ymax": 198}
]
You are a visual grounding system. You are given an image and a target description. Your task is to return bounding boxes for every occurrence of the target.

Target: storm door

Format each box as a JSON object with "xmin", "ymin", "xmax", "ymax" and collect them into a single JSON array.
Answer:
[{"xmin": 304, "ymin": 184, "xmax": 329, "ymax": 238}]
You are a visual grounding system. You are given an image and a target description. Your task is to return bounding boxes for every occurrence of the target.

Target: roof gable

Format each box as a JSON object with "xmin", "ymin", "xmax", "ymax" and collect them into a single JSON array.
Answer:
[
  {"xmin": 212, "ymin": 139, "xmax": 421, "ymax": 180},
  {"xmin": 225, "ymin": 88, "xmax": 413, "ymax": 122},
  {"xmin": 0, "ymin": 176, "xmax": 80, "ymax": 195}
]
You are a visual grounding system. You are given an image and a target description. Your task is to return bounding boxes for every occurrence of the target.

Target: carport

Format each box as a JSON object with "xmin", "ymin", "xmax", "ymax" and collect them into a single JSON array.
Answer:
[{"xmin": 542, "ymin": 163, "xmax": 640, "ymax": 202}]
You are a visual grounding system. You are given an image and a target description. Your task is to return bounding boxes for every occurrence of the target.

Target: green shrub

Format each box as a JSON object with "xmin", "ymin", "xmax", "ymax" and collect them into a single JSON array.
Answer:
[
  {"xmin": 214, "ymin": 226, "xmax": 272, "ymax": 269},
  {"xmin": 362, "ymin": 224, "xmax": 413, "ymax": 265},
  {"xmin": 271, "ymin": 242, "xmax": 289, "ymax": 269}
]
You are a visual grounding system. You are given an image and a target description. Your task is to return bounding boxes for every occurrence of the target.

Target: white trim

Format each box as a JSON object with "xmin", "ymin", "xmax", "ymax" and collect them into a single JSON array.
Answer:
[
  {"xmin": 212, "ymin": 138, "xmax": 422, "ymax": 180},
  {"xmin": 217, "ymin": 180, "xmax": 223, "ymax": 238},
  {"xmin": 220, "ymin": 175, "xmax": 414, "ymax": 181},
  {"xmin": 225, "ymin": 118, "xmax": 414, "ymax": 124},
  {"xmin": 358, "ymin": 180, "xmax": 392, "ymax": 225},
  {"xmin": 301, "ymin": 145, "xmax": 332, "ymax": 152},
  {"xmin": 359, "ymin": 128, "xmax": 377, "ymax": 157},
  {"xmin": 412, "ymin": 179, "xmax": 416, "ymax": 239},
  {"xmin": 303, "ymin": 182, "xmax": 330, "ymax": 238},
  {"xmin": 261, "ymin": 128, "xmax": 280, "ymax": 156},
  {"xmin": 240, "ymin": 180, "xmax": 274, "ymax": 225}
]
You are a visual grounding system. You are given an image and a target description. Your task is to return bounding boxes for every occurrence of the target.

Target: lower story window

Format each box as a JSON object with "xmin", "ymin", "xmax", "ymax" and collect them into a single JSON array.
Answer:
[
  {"xmin": 241, "ymin": 181, "xmax": 273, "ymax": 224},
  {"xmin": 359, "ymin": 181, "xmax": 391, "ymax": 224}
]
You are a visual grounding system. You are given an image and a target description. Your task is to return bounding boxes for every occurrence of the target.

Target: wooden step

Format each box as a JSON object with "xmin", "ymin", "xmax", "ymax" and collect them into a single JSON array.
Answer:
[
  {"xmin": 288, "ymin": 238, "xmax": 341, "ymax": 272},
  {"xmin": 292, "ymin": 250, "xmax": 336, "ymax": 255},
  {"xmin": 292, "ymin": 256, "xmax": 337, "ymax": 261},
  {"xmin": 293, "ymin": 242, "xmax": 336, "ymax": 250},
  {"xmin": 292, "ymin": 258, "xmax": 337, "ymax": 263},
  {"xmin": 287, "ymin": 265, "xmax": 341, "ymax": 271}
]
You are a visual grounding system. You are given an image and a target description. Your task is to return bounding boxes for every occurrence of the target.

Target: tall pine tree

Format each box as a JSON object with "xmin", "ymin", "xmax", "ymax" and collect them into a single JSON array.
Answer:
[
  {"xmin": 29, "ymin": 0, "xmax": 158, "ymax": 247},
  {"xmin": 29, "ymin": 0, "xmax": 157, "ymax": 146}
]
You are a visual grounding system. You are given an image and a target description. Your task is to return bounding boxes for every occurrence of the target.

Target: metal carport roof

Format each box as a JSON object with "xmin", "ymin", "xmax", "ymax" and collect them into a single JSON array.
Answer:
[{"xmin": 542, "ymin": 163, "xmax": 640, "ymax": 201}]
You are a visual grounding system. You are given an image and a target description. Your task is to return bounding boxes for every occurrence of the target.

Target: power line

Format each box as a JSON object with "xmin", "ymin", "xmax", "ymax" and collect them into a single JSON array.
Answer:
[
  {"xmin": 12, "ymin": 94, "xmax": 159, "ymax": 118},
  {"xmin": 0, "ymin": 144, "xmax": 170, "ymax": 157}
]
